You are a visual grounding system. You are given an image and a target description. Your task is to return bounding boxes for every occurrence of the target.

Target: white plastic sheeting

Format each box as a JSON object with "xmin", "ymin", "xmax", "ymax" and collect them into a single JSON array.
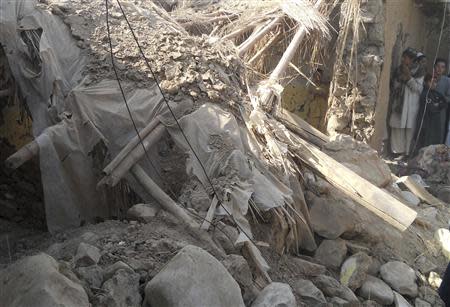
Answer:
[
  {"xmin": 0, "ymin": 0, "xmax": 292, "ymax": 234},
  {"xmin": 168, "ymin": 104, "xmax": 293, "ymax": 242}
]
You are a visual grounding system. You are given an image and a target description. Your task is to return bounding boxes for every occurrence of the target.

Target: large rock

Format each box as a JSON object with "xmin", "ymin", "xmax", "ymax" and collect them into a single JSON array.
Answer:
[
  {"xmin": 329, "ymin": 296, "xmax": 348, "ymax": 306},
  {"xmin": 127, "ymin": 203, "xmax": 159, "ymax": 223},
  {"xmin": 415, "ymin": 298, "xmax": 432, "ymax": 307},
  {"xmin": 409, "ymin": 145, "xmax": 449, "ymax": 185},
  {"xmin": 74, "ymin": 242, "xmax": 101, "ymax": 267},
  {"xmin": 323, "ymin": 134, "xmax": 392, "ymax": 187},
  {"xmin": 380, "ymin": 261, "xmax": 418, "ymax": 297},
  {"xmin": 0, "ymin": 253, "xmax": 89, "ymax": 307},
  {"xmin": 310, "ymin": 197, "xmax": 354, "ymax": 239},
  {"xmin": 213, "ymin": 221, "xmax": 239, "ymax": 254},
  {"xmin": 292, "ymin": 279, "xmax": 326, "ymax": 305},
  {"xmin": 251, "ymin": 282, "xmax": 296, "ymax": 307},
  {"xmin": 222, "ymin": 255, "xmax": 257, "ymax": 304},
  {"xmin": 145, "ymin": 245, "xmax": 245, "ymax": 307},
  {"xmin": 290, "ymin": 257, "xmax": 327, "ymax": 277},
  {"xmin": 313, "ymin": 274, "xmax": 358, "ymax": 302},
  {"xmin": 340, "ymin": 252, "xmax": 372, "ymax": 290},
  {"xmin": 99, "ymin": 269, "xmax": 142, "ymax": 307},
  {"xmin": 104, "ymin": 261, "xmax": 135, "ymax": 280},
  {"xmin": 314, "ymin": 239, "xmax": 348, "ymax": 269},
  {"xmin": 358, "ymin": 276, "xmax": 394, "ymax": 305},
  {"xmin": 394, "ymin": 291, "xmax": 412, "ymax": 307},
  {"xmin": 76, "ymin": 265, "xmax": 104, "ymax": 288}
]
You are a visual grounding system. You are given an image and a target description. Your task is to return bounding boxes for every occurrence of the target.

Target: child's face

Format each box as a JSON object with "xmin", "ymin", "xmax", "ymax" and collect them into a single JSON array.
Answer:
[{"xmin": 434, "ymin": 62, "xmax": 446, "ymax": 77}]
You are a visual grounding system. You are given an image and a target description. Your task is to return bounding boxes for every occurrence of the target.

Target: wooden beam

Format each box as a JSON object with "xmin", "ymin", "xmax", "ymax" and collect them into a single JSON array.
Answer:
[
  {"xmin": 131, "ymin": 164, "xmax": 198, "ymax": 228},
  {"xmin": 397, "ymin": 176, "xmax": 445, "ymax": 207},
  {"xmin": 238, "ymin": 17, "xmax": 282, "ymax": 57},
  {"xmin": 275, "ymin": 108, "xmax": 329, "ymax": 147},
  {"xmin": 99, "ymin": 124, "xmax": 166, "ymax": 187},
  {"xmin": 5, "ymin": 140, "xmax": 39, "ymax": 169},
  {"xmin": 103, "ymin": 118, "xmax": 160, "ymax": 175},
  {"xmin": 288, "ymin": 132, "xmax": 417, "ymax": 231}
]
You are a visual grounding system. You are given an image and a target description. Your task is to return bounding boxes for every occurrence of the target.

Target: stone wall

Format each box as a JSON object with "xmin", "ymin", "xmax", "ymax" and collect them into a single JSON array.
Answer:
[{"xmin": 327, "ymin": 0, "xmax": 449, "ymax": 148}]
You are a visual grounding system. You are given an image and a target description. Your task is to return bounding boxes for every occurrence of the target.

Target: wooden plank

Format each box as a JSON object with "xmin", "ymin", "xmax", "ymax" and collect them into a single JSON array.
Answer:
[
  {"xmin": 289, "ymin": 133, "xmax": 417, "ymax": 231},
  {"xmin": 200, "ymin": 196, "xmax": 218, "ymax": 230},
  {"xmin": 276, "ymin": 108, "xmax": 329, "ymax": 147},
  {"xmin": 397, "ymin": 176, "xmax": 445, "ymax": 207}
]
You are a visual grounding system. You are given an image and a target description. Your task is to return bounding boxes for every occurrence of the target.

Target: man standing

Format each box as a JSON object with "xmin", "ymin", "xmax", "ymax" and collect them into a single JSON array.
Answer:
[
  {"xmin": 433, "ymin": 58, "xmax": 450, "ymax": 145},
  {"xmin": 389, "ymin": 48, "xmax": 423, "ymax": 158},
  {"xmin": 411, "ymin": 74, "xmax": 448, "ymax": 155}
]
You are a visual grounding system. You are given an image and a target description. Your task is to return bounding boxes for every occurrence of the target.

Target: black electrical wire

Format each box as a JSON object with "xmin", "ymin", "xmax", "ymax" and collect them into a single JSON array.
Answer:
[{"xmin": 105, "ymin": 0, "xmax": 256, "ymax": 245}]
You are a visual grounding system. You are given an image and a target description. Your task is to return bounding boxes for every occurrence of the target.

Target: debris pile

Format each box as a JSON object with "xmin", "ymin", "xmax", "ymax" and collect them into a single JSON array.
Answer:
[{"xmin": 0, "ymin": 1, "xmax": 449, "ymax": 307}]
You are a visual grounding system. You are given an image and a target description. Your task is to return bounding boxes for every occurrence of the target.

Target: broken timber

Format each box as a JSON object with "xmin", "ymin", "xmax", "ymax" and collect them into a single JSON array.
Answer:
[
  {"xmin": 5, "ymin": 140, "xmax": 39, "ymax": 169},
  {"xmin": 397, "ymin": 176, "xmax": 445, "ymax": 207},
  {"xmin": 275, "ymin": 108, "xmax": 329, "ymax": 147},
  {"xmin": 288, "ymin": 132, "xmax": 417, "ymax": 231},
  {"xmin": 131, "ymin": 164, "xmax": 198, "ymax": 229}
]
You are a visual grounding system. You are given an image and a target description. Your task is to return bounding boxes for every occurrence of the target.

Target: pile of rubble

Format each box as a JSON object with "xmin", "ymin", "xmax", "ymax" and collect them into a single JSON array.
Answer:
[{"xmin": 1, "ymin": 0, "xmax": 450, "ymax": 307}]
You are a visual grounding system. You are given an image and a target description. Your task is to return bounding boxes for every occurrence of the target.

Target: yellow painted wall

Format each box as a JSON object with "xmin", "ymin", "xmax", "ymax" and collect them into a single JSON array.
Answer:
[{"xmin": 0, "ymin": 49, "xmax": 33, "ymax": 150}]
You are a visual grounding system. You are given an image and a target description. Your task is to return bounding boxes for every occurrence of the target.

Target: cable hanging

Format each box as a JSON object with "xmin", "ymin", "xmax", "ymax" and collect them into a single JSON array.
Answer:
[{"xmin": 105, "ymin": 0, "xmax": 258, "ymax": 244}]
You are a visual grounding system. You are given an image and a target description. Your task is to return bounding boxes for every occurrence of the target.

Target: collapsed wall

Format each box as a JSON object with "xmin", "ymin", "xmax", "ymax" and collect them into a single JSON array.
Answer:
[{"xmin": 326, "ymin": 0, "xmax": 384, "ymax": 143}]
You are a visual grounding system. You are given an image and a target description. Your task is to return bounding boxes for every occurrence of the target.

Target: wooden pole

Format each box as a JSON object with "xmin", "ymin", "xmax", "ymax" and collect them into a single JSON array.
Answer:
[
  {"xmin": 238, "ymin": 17, "xmax": 282, "ymax": 57},
  {"xmin": 248, "ymin": 31, "xmax": 280, "ymax": 65},
  {"xmin": 5, "ymin": 140, "xmax": 39, "ymax": 169},
  {"xmin": 103, "ymin": 119, "xmax": 160, "ymax": 175},
  {"xmin": 99, "ymin": 124, "xmax": 166, "ymax": 187},
  {"xmin": 131, "ymin": 164, "xmax": 198, "ymax": 228}
]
